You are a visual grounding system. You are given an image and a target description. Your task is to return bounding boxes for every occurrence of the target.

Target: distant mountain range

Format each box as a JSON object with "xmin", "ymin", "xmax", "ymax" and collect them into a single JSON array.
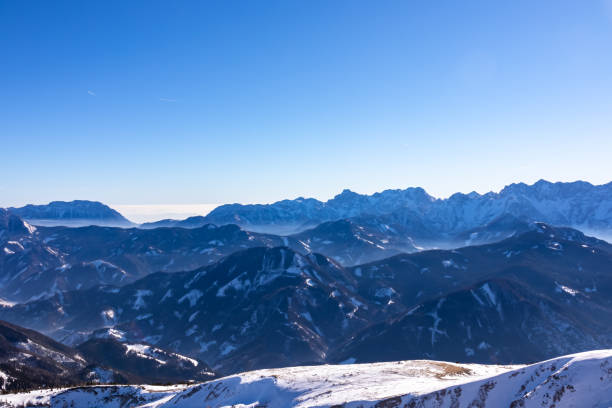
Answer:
[
  {"xmin": 0, "ymin": 209, "xmax": 542, "ymax": 303},
  {"xmin": 13, "ymin": 180, "xmax": 612, "ymax": 238},
  {"xmin": 0, "ymin": 209, "xmax": 298, "ymax": 302},
  {"xmin": 0, "ymin": 212, "xmax": 528, "ymax": 306},
  {"xmin": 15, "ymin": 180, "xmax": 612, "ymax": 234},
  {"xmin": 197, "ymin": 180, "xmax": 612, "ymax": 238},
  {"xmin": 2, "ymin": 179, "xmax": 612, "ymax": 388},
  {"xmin": 69, "ymin": 180, "xmax": 612, "ymax": 244},
  {"xmin": 3, "ymin": 223, "xmax": 612, "ymax": 375},
  {"xmin": 8, "ymin": 200, "xmax": 134, "ymax": 227}
]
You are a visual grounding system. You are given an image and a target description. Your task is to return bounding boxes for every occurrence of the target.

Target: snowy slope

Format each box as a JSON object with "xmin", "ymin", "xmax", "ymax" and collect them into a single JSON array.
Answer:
[{"xmin": 1, "ymin": 350, "xmax": 611, "ymax": 407}]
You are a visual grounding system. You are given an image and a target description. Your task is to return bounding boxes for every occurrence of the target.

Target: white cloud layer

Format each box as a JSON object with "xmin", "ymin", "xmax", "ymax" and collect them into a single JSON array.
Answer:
[{"xmin": 110, "ymin": 204, "xmax": 219, "ymax": 223}]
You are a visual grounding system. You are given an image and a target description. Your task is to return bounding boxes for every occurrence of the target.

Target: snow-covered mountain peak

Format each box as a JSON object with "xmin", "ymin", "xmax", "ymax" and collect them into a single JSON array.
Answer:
[{"xmin": 199, "ymin": 179, "xmax": 612, "ymax": 236}]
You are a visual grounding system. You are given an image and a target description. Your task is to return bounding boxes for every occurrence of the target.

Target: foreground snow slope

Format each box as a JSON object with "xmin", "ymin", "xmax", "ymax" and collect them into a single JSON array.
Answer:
[{"xmin": 1, "ymin": 350, "xmax": 611, "ymax": 407}]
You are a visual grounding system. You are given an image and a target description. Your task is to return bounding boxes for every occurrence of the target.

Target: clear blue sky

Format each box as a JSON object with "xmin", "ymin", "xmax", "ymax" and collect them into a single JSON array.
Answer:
[{"xmin": 2, "ymin": 0, "xmax": 612, "ymax": 213}]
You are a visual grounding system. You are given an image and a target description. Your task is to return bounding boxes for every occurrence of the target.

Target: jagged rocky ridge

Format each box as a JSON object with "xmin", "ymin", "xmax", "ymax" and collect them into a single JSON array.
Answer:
[{"xmin": 154, "ymin": 180, "xmax": 612, "ymax": 240}]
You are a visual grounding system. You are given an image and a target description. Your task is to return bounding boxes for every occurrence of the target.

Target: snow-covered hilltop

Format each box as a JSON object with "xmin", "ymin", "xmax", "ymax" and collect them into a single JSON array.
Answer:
[{"xmin": 2, "ymin": 350, "xmax": 611, "ymax": 407}]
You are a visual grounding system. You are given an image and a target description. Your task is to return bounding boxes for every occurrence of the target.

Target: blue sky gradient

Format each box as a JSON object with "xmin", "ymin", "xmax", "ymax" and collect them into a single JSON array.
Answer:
[{"xmin": 2, "ymin": 0, "xmax": 612, "ymax": 212}]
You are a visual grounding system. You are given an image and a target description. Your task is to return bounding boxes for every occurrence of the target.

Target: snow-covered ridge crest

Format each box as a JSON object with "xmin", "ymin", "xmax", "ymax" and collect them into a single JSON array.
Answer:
[
  {"xmin": 1, "ymin": 349, "xmax": 611, "ymax": 407},
  {"xmin": 202, "ymin": 179, "xmax": 612, "ymax": 235}
]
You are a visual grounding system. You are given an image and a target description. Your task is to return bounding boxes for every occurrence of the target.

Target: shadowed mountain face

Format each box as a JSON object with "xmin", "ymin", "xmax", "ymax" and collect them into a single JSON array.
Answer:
[
  {"xmin": 290, "ymin": 218, "xmax": 420, "ymax": 266},
  {"xmin": 0, "ymin": 319, "xmax": 90, "ymax": 392},
  {"xmin": 2, "ymin": 224, "xmax": 612, "ymax": 374},
  {"xmin": 76, "ymin": 337, "xmax": 214, "ymax": 384},
  {"xmin": 0, "ymin": 217, "xmax": 299, "ymax": 302},
  {"xmin": 0, "ymin": 209, "xmax": 36, "ymax": 238},
  {"xmin": 0, "ymin": 210, "xmax": 539, "ymax": 304},
  {"xmin": 0, "ymin": 319, "xmax": 215, "ymax": 392},
  {"xmin": 334, "ymin": 277, "xmax": 612, "ymax": 365},
  {"xmin": 140, "ymin": 216, "xmax": 208, "ymax": 229},
  {"xmin": 334, "ymin": 223, "xmax": 612, "ymax": 364},
  {"xmin": 0, "ymin": 247, "xmax": 373, "ymax": 374},
  {"xmin": 8, "ymin": 201, "xmax": 134, "ymax": 228}
]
